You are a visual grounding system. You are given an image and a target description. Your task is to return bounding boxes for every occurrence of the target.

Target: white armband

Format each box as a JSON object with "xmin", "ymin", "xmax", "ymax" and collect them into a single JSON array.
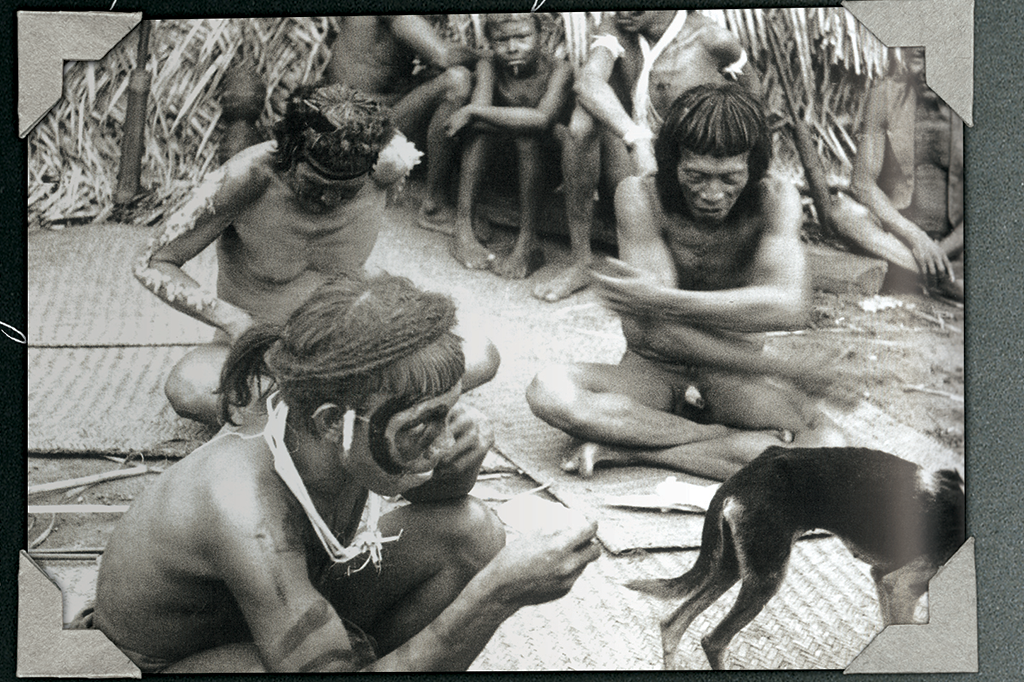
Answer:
[
  {"xmin": 623, "ymin": 125, "xmax": 654, "ymax": 149},
  {"xmin": 723, "ymin": 49, "xmax": 748, "ymax": 80},
  {"xmin": 591, "ymin": 33, "xmax": 626, "ymax": 61}
]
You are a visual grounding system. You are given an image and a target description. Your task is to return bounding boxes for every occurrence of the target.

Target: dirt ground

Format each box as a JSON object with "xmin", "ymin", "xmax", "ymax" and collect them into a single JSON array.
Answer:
[{"xmin": 25, "ymin": 182, "xmax": 965, "ymax": 669}]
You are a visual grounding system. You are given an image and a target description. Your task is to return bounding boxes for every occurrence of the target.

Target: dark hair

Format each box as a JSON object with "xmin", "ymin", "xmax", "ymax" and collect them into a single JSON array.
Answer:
[
  {"xmin": 654, "ymin": 83, "xmax": 772, "ymax": 215},
  {"xmin": 271, "ymin": 85, "xmax": 395, "ymax": 178},
  {"xmin": 483, "ymin": 12, "xmax": 542, "ymax": 39},
  {"xmin": 220, "ymin": 274, "xmax": 465, "ymax": 427}
]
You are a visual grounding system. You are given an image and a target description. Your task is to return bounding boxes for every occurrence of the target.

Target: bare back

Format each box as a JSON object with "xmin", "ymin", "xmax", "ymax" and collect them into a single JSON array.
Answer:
[
  {"xmin": 93, "ymin": 427, "xmax": 367, "ymax": 665},
  {"xmin": 325, "ymin": 16, "xmax": 417, "ymax": 101}
]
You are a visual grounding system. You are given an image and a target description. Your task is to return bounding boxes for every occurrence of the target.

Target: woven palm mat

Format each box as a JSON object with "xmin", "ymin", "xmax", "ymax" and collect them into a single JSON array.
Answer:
[
  {"xmin": 28, "ymin": 345, "xmax": 215, "ymax": 454},
  {"xmin": 28, "ymin": 223, "xmax": 217, "ymax": 347},
  {"xmin": 470, "ymin": 534, "xmax": 896, "ymax": 670}
]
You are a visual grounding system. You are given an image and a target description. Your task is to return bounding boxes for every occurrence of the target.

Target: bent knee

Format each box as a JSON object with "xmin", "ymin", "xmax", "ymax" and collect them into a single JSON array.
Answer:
[
  {"xmin": 566, "ymin": 108, "xmax": 596, "ymax": 143},
  {"xmin": 165, "ymin": 371, "xmax": 219, "ymax": 423},
  {"xmin": 440, "ymin": 496, "xmax": 506, "ymax": 573},
  {"xmin": 441, "ymin": 66, "xmax": 472, "ymax": 102},
  {"xmin": 526, "ymin": 365, "xmax": 585, "ymax": 424},
  {"xmin": 462, "ymin": 336, "xmax": 500, "ymax": 391}
]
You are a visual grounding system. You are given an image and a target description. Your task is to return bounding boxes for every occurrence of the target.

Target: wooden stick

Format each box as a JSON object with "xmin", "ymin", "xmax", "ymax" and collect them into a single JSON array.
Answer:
[
  {"xmin": 28, "ymin": 505, "xmax": 130, "ymax": 514},
  {"xmin": 28, "ymin": 465, "xmax": 150, "ymax": 496},
  {"xmin": 903, "ymin": 384, "xmax": 964, "ymax": 403},
  {"xmin": 26, "ymin": 552, "xmax": 103, "ymax": 561},
  {"xmin": 28, "ymin": 514, "xmax": 56, "ymax": 550}
]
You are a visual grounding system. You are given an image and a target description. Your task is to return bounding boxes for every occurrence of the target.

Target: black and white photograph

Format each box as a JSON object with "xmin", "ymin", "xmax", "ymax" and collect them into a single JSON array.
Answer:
[{"xmin": 20, "ymin": 4, "xmax": 984, "ymax": 673}]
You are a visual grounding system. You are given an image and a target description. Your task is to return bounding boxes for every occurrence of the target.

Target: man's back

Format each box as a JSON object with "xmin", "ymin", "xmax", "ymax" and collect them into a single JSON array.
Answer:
[
  {"xmin": 94, "ymin": 434, "xmax": 280, "ymax": 664},
  {"xmin": 325, "ymin": 16, "xmax": 416, "ymax": 98}
]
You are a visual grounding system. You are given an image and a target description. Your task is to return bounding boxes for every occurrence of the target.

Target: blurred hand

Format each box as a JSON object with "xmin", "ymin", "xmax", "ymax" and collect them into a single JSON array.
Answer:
[
  {"xmin": 487, "ymin": 513, "xmax": 600, "ymax": 607},
  {"xmin": 588, "ymin": 257, "xmax": 664, "ymax": 316},
  {"xmin": 401, "ymin": 402, "xmax": 493, "ymax": 502},
  {"xmin": 909, "ymin": 231, "xmax": 955, "ymax": 288}
]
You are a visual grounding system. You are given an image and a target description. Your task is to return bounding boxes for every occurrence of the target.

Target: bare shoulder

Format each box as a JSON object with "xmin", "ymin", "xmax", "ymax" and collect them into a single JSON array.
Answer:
[
  {"xmin": 164, "ymin": 142, "xmax": 276, "ymax": 231},
  {"xmin": 684, "ymin": 14, "xmax": 742, "ymax": 59}
]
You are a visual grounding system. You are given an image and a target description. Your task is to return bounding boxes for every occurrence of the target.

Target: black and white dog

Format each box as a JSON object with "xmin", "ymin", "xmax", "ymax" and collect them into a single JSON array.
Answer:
[{"xmin": 628, "ymin": 446, "xmax": 965, "ymax": 670}]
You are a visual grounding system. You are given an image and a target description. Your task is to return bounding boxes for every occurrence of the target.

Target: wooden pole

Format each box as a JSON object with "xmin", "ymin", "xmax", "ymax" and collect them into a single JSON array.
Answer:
[
  {"xmin": 113, "ymin": 20, "xmax": 153, "ymax": 205},
  {"xmin": 764, "ymin": 18, "xmax": 837, "ymax": 233}
]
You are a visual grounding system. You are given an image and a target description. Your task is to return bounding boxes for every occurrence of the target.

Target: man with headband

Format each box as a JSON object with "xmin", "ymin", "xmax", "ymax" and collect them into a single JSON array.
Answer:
[
  {"xmin": 135, "ymin": 84, "xmax": 499, "ymax": 425},
  {"xmin": 85, "ymin": 274, "xmax": 601, "ymax": 672}
]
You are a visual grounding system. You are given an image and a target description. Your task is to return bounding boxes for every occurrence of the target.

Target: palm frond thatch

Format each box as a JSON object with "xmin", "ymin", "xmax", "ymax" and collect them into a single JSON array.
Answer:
[{"xmin": 28, "ymin": 10, "xmax": 898, "ymax": 230}]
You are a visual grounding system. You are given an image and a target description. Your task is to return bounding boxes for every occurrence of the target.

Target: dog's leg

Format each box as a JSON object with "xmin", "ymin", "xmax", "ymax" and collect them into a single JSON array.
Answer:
[
  {"xmin": 660, "ymin": 560, "xmax": 740, "ymax": 669},
  {"xmin": 658, "ymin": 506, "xmax": 742, "ymax": 670},
  {"xmin": 873, "ymin": 559, "xmax": 936, "ymax": 626},
  {"xmin": 700, "ymin": 569, "xmax": 787, "ymax": 670},
  {"xmin": 699, "ymin": 508, "xmax": 794, "ymax": 671}
]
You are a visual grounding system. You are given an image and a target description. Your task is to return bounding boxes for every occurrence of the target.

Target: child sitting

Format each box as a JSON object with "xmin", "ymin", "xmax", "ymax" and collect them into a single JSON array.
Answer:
[{"xmin": 445, "ymin": 13, "xmax": 573, "ymax": 278}]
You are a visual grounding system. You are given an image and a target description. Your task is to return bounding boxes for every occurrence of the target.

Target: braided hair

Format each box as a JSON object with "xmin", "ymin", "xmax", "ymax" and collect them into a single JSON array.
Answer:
[
  {"xmin": 220, "ymin": 274, "xmax": 465, "ymax": 428},
  {"xmin": 272, "ymin": 84, "xmax": 395, "ymax": 179},
  {"xmin": 654, "ymin": 83, "xmax": 772, "ymax": 216}
]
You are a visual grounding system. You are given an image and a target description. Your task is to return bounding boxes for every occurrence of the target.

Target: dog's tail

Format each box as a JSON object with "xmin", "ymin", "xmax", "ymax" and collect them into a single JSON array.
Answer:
[{"xmin": 624, "ymin": 494, "xmax": 731, "ymax": 599}]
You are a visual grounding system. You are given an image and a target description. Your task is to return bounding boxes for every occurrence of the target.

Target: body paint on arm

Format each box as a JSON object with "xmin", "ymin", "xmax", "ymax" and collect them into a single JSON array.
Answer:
[{"xmin": 132, "ymin": 164, "xmax": 230, "ymax": 312}]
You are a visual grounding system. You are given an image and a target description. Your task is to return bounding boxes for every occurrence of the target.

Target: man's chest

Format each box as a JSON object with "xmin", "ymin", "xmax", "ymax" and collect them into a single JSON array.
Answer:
[
  {"xmin": 495, "ymin": 65, "xmax": 551, "ymax": 108},
  {"xmin": 664, "ymin": 220, "xmax": 761, "ymax": 290},
  {"xmin": 228, "ymin": 188, "xmax": 384, "ymax": 278}
]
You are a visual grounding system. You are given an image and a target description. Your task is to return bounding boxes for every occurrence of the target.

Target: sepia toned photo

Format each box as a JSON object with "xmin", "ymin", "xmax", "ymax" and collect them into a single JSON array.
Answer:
[{"xmin": 24, "ymin": 6, "xmax": 969, "ymax": 672}]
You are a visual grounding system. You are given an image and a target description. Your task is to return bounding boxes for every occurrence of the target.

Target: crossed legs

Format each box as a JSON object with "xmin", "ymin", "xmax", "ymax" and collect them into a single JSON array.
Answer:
[{"xmin": 526, "ymin": 350, "xmax": 843, "ymax": 481}]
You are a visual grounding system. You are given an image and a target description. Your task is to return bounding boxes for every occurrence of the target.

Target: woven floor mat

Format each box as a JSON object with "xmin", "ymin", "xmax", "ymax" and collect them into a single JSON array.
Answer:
[
  {"xmin": 29, "ymin": 223, "xmax": 217, "ymax": 347},
  {"xmin": 471, "ymin": 533, "xmax": 891, "ymax": 670},
  {"xmin": 29, "ymin": 346, "xmax": 215, "ymax": 454}
]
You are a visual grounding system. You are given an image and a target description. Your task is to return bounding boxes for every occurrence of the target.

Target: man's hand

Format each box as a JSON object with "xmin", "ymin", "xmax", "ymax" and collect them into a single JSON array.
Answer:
[
  {"xmin": 402, "ymin": 403, "xmax": 494, "ymax": 503},
  {"xmin": 589, "ymin": 257, "xmax": 665, "ymax": 316},
  {"xmin": 445, "ymin": 106, "xmax": 475, "ymax": 137},
  {"xmin": 908, "ymin": 231, "xmax": 956, "ymax": 287},
  {"xmin": 486, "ymin": 514, "xmax": 600, "ymax": 607}
]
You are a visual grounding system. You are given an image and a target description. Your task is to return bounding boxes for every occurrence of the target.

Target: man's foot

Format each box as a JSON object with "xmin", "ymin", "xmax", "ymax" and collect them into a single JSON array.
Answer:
[
  {"xmin": 561, "ymin": 442, "xmax": 639, "ymax": 478},
  {"xmin": 532, "ymin": 261, "xmax": 591, "ymax": 302},
  {"xmin": 451, "ymin": 233, "xmax": 496, "ymax": 270},
  {"xmin": 493, "ymin": 243, "xmax": 546, "ymax": 279},
  {"xmin": 417, "ymin": 201, "xmax": 456, "ymax": 233}
]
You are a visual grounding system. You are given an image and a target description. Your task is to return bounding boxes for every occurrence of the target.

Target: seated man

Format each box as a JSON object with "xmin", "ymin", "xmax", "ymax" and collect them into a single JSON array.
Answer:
[
  {"xmin": 534, "ymin": 10, "xmax": 756, "ymax": 302},
  {"xmin": 325, "ymin": 14, "xmax": 486, "ymax": 228},
  {"xmin": 445, "ymin": 12, "xmax": 573, "ymax": 274},
  {"xmin": 134, "ymin": 85, "xmax": 499, "ymax": 425},
  {"xmin": 527, "ymin": 84, "xmax": 844, "ymax": 481},
  {"xmin": 85, "ymin": 275, "xmax": 600, "ymax": 673},
  {"xmin": 834, "ymin": 46, "xmax": 964, "ymax": 301}
]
